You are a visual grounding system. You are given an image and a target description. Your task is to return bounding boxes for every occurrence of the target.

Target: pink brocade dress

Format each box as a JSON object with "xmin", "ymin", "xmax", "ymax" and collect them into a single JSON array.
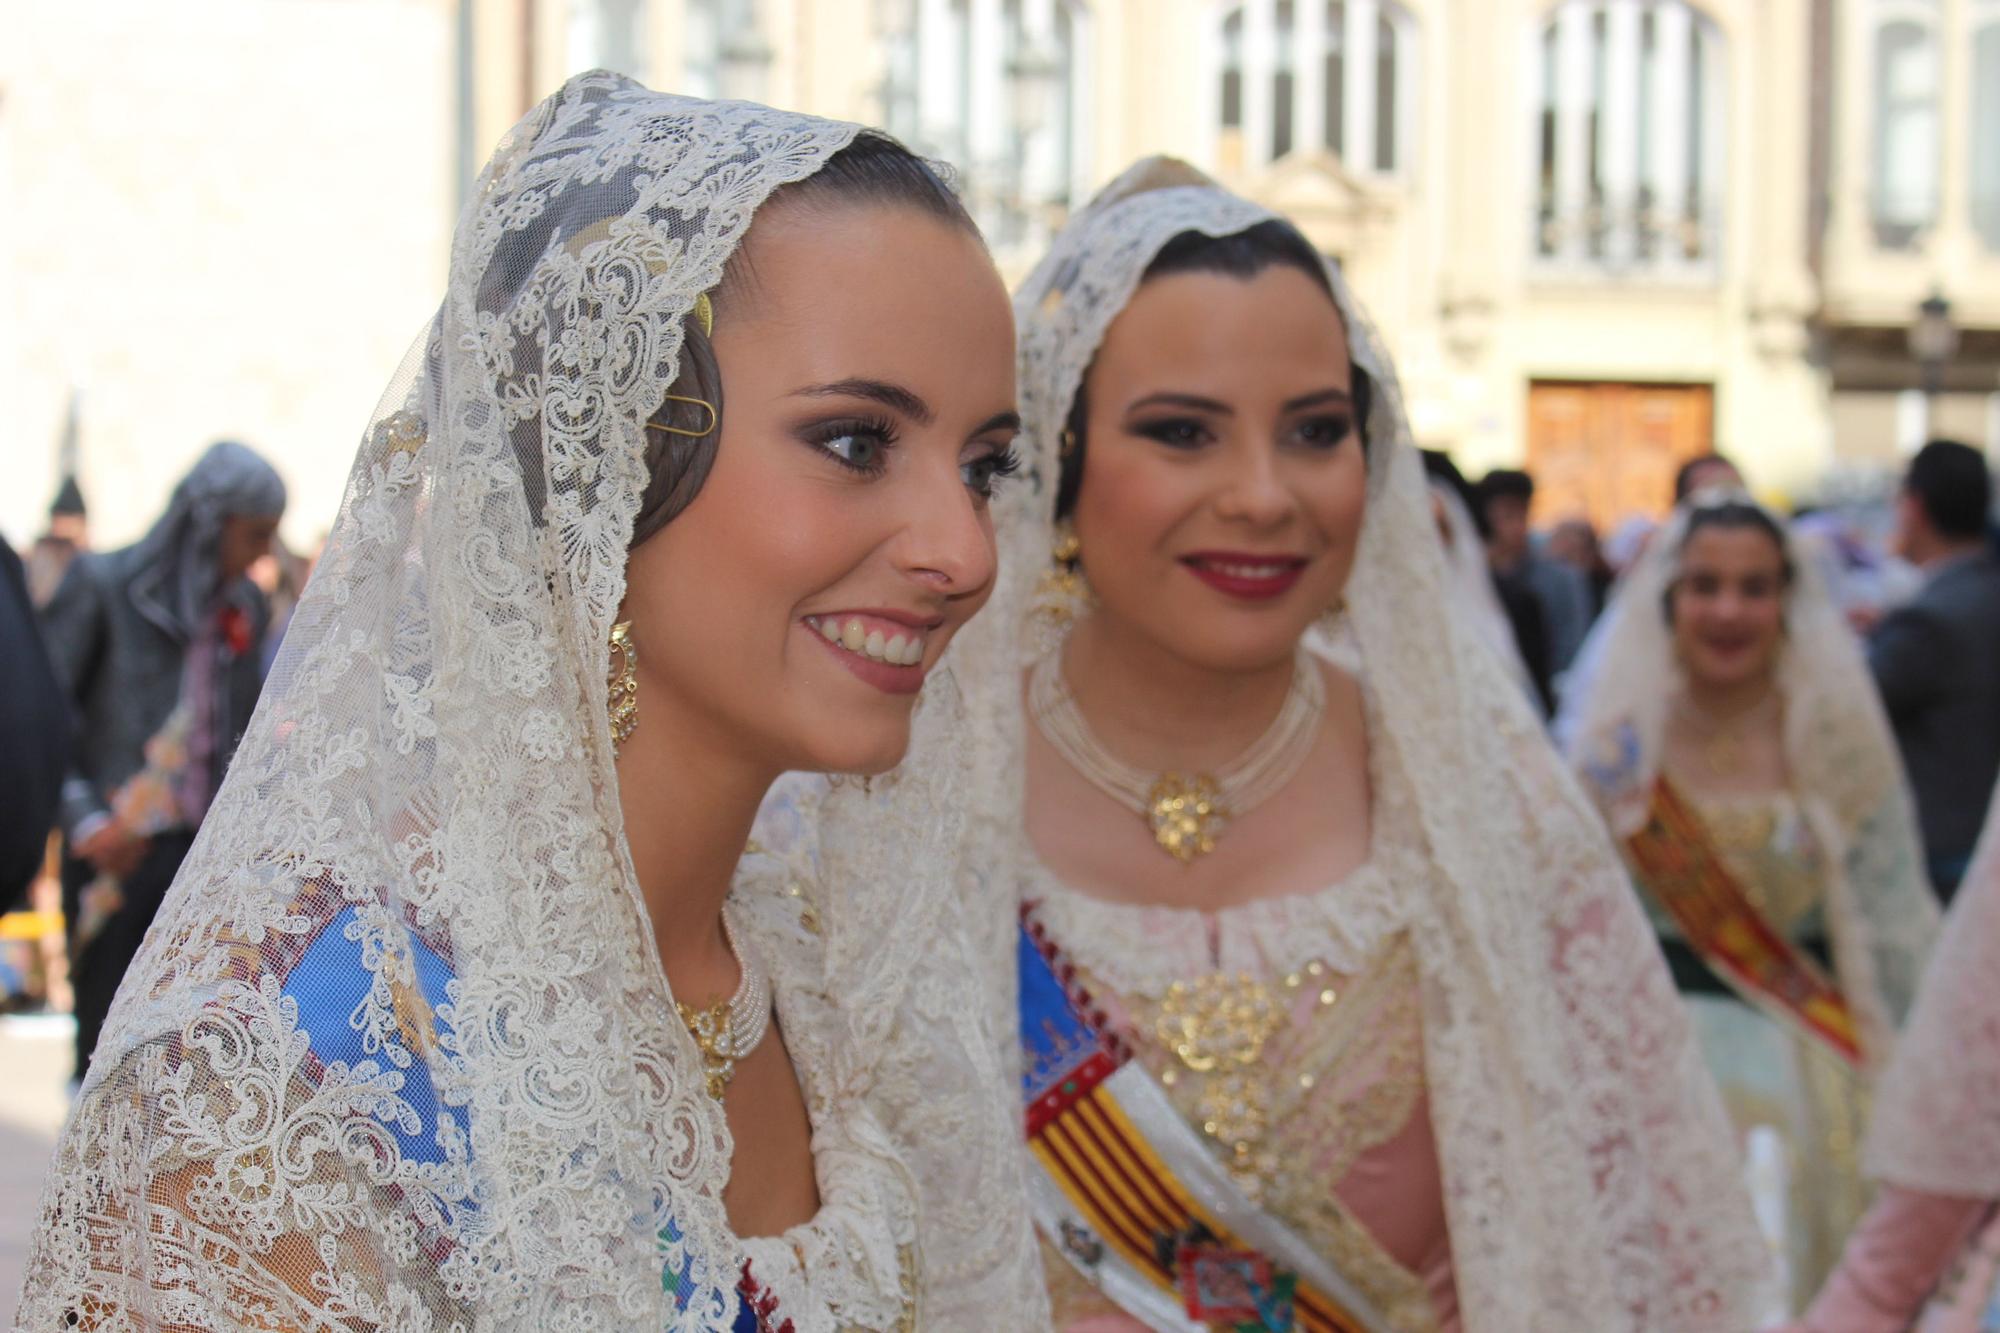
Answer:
[{"xmin": 1023, "ymin": 797, "xmax": 1460, "ymax": 1333}]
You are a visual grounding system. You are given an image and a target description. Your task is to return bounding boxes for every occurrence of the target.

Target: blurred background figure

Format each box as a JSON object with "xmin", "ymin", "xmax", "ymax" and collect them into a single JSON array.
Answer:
[
  {"xmin": 1562, "ymin": 494, "xmax": 1939, "ymax": 1312},
  {"xmin": 1478, "ymin": 467, "xmax": 1595, "ymax": 690},
  {"xmin": 1674, "ymin": 451, "xmax": 1746, "ymax": 505},
  {"xmin": 1545, "ymin": 513, "xmax": 1613, "ymax": 617},
  {"xmin": 0, "ymin": 538, "xmax": 70, "ymax": 1011},
  {"xmin": 23, "ymin": 476, "xmax": 88, "ymax": 612},
  {"xmin": 36, "ymin": 441, "xmax": 285, "ymax": 1080},
  {"xmin": 1868, "ymin": 439, "xmax": 2000, "ymax": 902},
  {"xmin": 1423, "ymin": 450, "xmax": 1545, "ymax": 708}
]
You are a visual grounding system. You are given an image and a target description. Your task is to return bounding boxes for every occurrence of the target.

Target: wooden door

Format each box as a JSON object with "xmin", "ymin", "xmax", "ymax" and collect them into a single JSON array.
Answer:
[{"xmin": 1526, "ymin": 381, "xmax": 1714, "ymax": 526}]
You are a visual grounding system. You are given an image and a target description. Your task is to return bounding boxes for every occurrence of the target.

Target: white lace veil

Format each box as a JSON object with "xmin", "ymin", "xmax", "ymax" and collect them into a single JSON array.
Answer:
[
  {"xmin": 1863, "ymin": 781, "xmax": 2000, "ymax": 1196},
  {"xmin": 1556, "ymin": 492, "xmax": 1939, "ymax": 1057},
  {"xmin": 954, "ymin": 158, "xmax": 1775, "ymax": 1329},
  {"xmin": 17, "ymin": 72, "xmax": 1032, "ymax": 1331}
]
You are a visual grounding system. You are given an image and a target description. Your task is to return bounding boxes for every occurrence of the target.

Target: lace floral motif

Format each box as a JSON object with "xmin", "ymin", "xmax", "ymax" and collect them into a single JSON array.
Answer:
[{"xmin": 18, "ymin": 74, "xmax": 1046, "ymax": 1332}]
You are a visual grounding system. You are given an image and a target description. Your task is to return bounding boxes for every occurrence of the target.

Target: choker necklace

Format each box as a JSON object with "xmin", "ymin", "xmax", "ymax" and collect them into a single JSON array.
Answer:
[
  {"xmin": 1029, "ymin": 646, "xmax": 1325, "ymax": 864},
  {"xmin": 674, "ymin": 908, "xmax": 772, "ymax": 1102}
]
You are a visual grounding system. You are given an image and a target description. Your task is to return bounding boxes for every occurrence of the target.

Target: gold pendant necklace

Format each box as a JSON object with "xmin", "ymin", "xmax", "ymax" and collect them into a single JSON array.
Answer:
[{"xmin": 1029, "ymin": 646, "xmax": 1325, "ymax": 864}]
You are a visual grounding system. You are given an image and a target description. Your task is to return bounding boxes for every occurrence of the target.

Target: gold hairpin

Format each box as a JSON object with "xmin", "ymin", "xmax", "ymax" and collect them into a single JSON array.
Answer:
[
  {"xmin": 691, "ymin": 292, "xmax": 714, "ymax": 338},
  {"xmin": 648, "ymin": 394, "xmax": 717, "ymax": 439}
]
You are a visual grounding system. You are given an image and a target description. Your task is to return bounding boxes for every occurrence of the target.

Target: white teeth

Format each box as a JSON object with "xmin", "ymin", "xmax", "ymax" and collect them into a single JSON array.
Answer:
[
  {"xmin": 1212, "ymin": 561, "xmax": 1286, "ymax": 578},
  {"xmin": 811, "ymin": 616, "xmax": 927, "ymax": 666}
]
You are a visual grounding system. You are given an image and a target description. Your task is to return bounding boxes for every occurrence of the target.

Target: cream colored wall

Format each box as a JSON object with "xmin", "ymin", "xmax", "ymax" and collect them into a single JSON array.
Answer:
[{"xmin": 0, "ymin": 0, "xmax": 457, "ymax": 554}]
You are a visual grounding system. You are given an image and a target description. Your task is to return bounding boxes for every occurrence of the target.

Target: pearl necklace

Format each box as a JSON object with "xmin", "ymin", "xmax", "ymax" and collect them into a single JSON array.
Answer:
[
  {"xmin": 1029, "ymin": 646, "xmax": 1325, "ymax": 863},
  {"xmin": 674, "ymin": 908, "xmax": 773, "ymax": 1101}
]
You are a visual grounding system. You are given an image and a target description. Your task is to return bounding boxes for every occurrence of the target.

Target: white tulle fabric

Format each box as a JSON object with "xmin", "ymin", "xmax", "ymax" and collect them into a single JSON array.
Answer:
[
  {"xmin": 1555, "ymin": 492, "xmax": 1940, "ymax": 1060},
  {"xmin": 1865, "ymin": 782, "xmax": 2000, "ymax": 1197},
  {"xmin": 16, "ymin": 72, "xmax": 1041, "ymax": 1331},
  {"xmin": 952, "ymin": 159, "xmax": 1775, "ymax": 1330}
]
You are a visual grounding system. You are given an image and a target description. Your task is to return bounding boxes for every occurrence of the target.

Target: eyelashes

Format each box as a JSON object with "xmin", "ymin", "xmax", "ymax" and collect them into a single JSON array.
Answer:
[
  {"xmin": 799, "ymin": 415, "xmax": 1022, "ymax": 499},
  {"xmin": 801, "ymin": 415, "xmax": 901, "ymax": 475},
  {"xmin": 1127, "ymin": 414, "xmax": 1355, "ymax": 451}
]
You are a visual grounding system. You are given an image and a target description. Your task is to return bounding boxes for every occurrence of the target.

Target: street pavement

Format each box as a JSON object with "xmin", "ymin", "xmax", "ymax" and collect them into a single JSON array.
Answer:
[{"xmin": 0, "ymin": 1014, "xmax": 72, "ymax": 1324}]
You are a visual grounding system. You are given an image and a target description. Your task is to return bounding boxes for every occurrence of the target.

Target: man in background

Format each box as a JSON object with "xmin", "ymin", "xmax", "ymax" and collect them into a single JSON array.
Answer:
[
  {"xmin": 1479, "ymin": 469, "xmax": 1596, "ymax": 680},
  {"xmin": 1868, "ymin": 439, "xmax": 2000, "ymax": 901}
]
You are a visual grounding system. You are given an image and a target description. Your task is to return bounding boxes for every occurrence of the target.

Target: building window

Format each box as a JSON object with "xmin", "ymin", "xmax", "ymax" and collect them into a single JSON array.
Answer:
[
  {"xmin": 1214, "ymin": 0, "xmax": 1416, "ymax": 178},
  {"xmin": 1973, "ymin": 11, "xmax": 2000, "ymax": 251},
  {"xmin": 680, "ymin": 0, "xmax": 770, "ymax": 102},
  {"xmin": 880, "ymin": 0, "xmax": 1087, "ymax": 255},
  {"xmin": 567, "ymin": 0, "xmax": 649, "ymax": 81},
  {"xmin": 1872, "ymin": 5, "xmax": 1940, "ymax": 249},
  {"xmin": 1534, "ymin": 0, "xmax": 1724, "ymax": 274}
]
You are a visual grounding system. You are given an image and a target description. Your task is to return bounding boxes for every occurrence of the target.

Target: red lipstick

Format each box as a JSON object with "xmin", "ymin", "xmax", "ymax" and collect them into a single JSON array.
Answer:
[{"xmin": 1177, "ymin": 550, "xmax": 1310, "ymax": 602}]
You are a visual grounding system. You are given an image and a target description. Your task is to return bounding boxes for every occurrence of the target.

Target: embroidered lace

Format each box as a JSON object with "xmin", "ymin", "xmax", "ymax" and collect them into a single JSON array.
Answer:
[
  {"xmin": 953, "ymin": 157, "xmax": 1777, "ymax": 1329},
  {"xmin": 1865, "ymin": 783, "xmax": 2000, "ymax": 1198},
  {"xmin": 15, "ymin": 73, "xmax": 1042, "ymax": 1331}
]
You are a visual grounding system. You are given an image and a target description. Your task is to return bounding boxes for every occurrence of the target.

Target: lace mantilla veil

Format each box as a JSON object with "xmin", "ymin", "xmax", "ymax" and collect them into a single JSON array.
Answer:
[
  {"xmin": 1861, "ymin": 780, "xmax": 2000, "ymax": 1197},
  {"xmin": 1556, "ymin": 493, "xmax": 1940, "ymax": 1060},
  {"xmin": 948, "ymin": 159, "xmax": 1776, "ymax": 1329},
  {"xmin": 17, "ymin": 72, "xmax": 1042, "ymax": 1331}
]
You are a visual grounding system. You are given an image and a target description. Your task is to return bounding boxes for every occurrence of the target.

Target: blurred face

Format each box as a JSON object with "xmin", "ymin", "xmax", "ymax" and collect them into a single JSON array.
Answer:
[
  {"xmin": 1070, "ymin": 265, "xmax": 1366, "ymax": 675},
  {"xmin": 217, "ymin": 514, "xmax": 280, "ymax": 583},
  {"xmin": 622, "ymin": 201, "xmax": 1016, "ymax": 776},
  {"xmin": 1667, "ymin": 524, "xmax": 1789, "ymax": 692}
]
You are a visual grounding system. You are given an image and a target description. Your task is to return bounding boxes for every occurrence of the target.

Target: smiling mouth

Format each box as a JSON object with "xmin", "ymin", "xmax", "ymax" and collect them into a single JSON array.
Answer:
[
  {"xmin": 802, "ymin": 614, "xmax": 930, "ymax": 667},
  {"xmin": 1177, "ymin": 551, "xmax": 1311, "ymax": 601}
]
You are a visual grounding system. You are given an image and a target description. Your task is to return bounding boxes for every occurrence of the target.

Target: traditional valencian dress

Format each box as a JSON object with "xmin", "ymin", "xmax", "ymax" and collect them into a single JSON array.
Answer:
[
  {"xmin": 13, "ymin": 73, "xmax": 1044, "ymax": 1331},
  {"xmin": 951, "ymin": 159, "xmax": 1774, "ymax": 1333},
  {"xmin": 1796, "ymin": 783, "xmax": 2000, "ymax": 1331},
  {"xmin": 1560, "ymin": 493, "xmax": 1940, "ymax": 1314}
]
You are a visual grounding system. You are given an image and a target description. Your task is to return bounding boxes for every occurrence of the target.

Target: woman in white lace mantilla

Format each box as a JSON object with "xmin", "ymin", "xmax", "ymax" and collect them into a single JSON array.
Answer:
[
  {"xmin": 948, "ymin": 159, "xmax": 1772, "ymax": 1333},
  {"xmin": 1559, "ymin": 492, "xmax": 1939, "ymax": 1315},
  {"xmin": 14, "ymin": 73, "xmax": 1046, "ymax": 1332}
]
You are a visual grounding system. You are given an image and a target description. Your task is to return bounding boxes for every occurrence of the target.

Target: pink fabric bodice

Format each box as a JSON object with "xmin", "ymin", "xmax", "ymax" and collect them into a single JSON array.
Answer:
[{"xmin": 1025, "ymin": 822, "xmax": 1459, "ymax": 1333}]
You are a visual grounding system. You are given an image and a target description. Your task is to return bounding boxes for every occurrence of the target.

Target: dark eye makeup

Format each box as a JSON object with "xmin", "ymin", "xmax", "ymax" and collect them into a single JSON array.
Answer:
[{"xmin": 801, "ymin": 415, "xmax": 900, "ymax": 476}]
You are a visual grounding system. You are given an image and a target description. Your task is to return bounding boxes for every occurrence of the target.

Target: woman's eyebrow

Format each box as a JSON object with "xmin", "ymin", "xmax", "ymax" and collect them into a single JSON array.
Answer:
[
  {"xmin": 1282, "ymin": 388, "xmax": 1353, "ymax": 412},
  {"xmin": 971, "ymin": 410, "xmax": 1022, "ymax": 437},
  {"xmin": 1126, "ymin": 391, "xmax": 1231, "ymax": 415},
  {"xmin": 791, "ymin": 378, "xmax": 934, "ymax": 425}
]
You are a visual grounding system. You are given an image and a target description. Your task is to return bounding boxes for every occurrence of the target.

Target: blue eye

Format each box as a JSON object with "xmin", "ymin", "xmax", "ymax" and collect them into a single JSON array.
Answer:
[
  {"xmin": 961, "ymin": 446, "xmax": 1022, "ymax": 500},
  {"xmin": 804, "ymin": 417, "xmax": 898, "ymax": 475}
]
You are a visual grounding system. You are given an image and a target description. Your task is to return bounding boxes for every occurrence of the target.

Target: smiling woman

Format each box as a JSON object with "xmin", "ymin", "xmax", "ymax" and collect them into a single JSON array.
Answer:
[
  {"xmin": 15, "ymin": 73, "xmax": 1046, "ymax": 1332},
  {"xmin": 948, "ymin": 158, "xmax": 1778, "ymax": 1333},
  {"xmin": 1562, "ymin": 491, "xmax": 1942, "ymax": 1314}
]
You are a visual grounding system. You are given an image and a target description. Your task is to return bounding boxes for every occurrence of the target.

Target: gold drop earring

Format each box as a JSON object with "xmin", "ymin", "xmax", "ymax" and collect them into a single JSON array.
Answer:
[
  {"xmin": 1033, "ymin": 520, "xmax": 1092, "ymax": 630},
  {"xmin": 608, "ymin": 620, "xmax": 639, "ymax": 754}
]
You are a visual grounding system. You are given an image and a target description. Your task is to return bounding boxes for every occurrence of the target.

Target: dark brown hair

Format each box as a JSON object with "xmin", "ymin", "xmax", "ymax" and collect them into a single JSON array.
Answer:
[
  {"xmin": 1053, "ymin": 219, "xmax": 1374, "ymax": 521},
  {"xmin": 628, "ymin": 132, "xmax": 978, "ymax": 546}
]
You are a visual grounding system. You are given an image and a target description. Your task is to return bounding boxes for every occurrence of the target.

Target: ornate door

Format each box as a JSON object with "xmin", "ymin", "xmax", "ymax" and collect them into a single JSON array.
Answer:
[{"xmin": 1526, "ymin": 381, "xmax": 1715, "ymax": 526}]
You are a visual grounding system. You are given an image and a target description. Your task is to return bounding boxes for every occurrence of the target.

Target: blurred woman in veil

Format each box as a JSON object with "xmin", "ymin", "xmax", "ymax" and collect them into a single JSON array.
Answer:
[{"xmin": 1561, "ymin": 491, "xmax": 1938, "ymax": 1311}]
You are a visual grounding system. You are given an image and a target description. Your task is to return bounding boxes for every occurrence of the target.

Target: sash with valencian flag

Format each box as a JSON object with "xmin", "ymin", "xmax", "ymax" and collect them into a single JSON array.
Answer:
[
  {"xmin": 1018, "ymin": 908, "xmax": 1392, "ymax": 1333},
  {"xmin": 1626, "ymin": 777, "xmax": 1865, "ymax": 1068}
]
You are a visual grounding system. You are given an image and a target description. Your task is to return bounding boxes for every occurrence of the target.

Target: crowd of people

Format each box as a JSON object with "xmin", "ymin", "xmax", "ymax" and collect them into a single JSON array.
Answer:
[{"xmin": 5, "ymin": 72, "xmax": 2000, "ymax": 1332}]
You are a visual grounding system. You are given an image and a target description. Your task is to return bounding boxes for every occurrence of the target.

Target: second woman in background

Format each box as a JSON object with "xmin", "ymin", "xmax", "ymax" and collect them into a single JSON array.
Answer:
[
  {"xmin": 1561, "ymin": 493, "xmax": 1940, "ymax": 1311},
  {"xmin": 954, "ymin": 159, "xmax": 1772, "ymax": 1332}
]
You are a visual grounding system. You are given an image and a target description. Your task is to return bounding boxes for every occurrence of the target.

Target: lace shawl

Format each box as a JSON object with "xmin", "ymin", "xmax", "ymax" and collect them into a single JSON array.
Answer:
[
  {"xmin": 950, "ymin": 158, "xmax": 1776, "ymax": 1331},
  {"xmin": 15, "ymin": 72, "xmax": 1040, "ymax": 1331},
  {"xmin": 1557, "ymin": 494, "xmax": 1940, "ymax": 1059},
  {"xmin": 1864, "ymin": 783, "xmax": 2000, "ymax": 1198}
]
